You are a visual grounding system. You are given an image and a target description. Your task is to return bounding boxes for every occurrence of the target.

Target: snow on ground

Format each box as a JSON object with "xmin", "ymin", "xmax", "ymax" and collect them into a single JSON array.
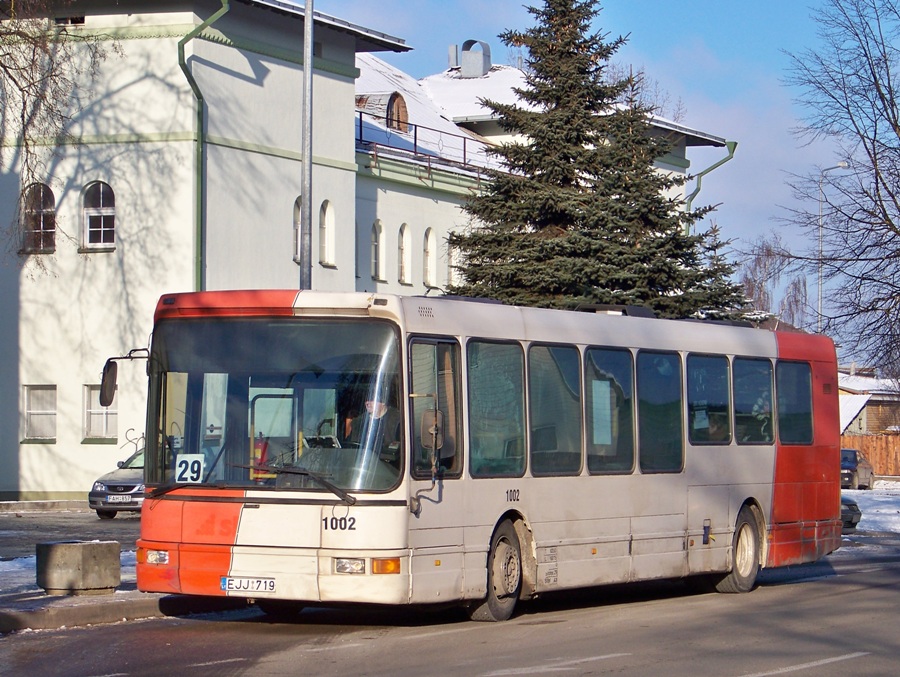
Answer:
[{"xmin": 845, "ymin": 480, "xmax": 900, "ymax": 533}]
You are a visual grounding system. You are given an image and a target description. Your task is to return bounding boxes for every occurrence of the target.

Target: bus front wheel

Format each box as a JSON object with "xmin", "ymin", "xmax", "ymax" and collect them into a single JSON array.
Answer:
[
  {"xmin": 716, "ymin": 506, "xmax": 760, "ymax": 594},
  {"xmin": 468, "ymin": 520, "xmax": 522, "ymax": 622}
]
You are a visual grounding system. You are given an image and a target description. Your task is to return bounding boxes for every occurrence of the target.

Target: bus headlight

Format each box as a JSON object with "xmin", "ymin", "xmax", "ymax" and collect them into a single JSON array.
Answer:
[
  {"xmin": 334, "ymin": 558, "xmax": 366, "ymax": 574},
  {"xmin": 139, "ymin": 549, "xmax": 170, "ymax": 565}
]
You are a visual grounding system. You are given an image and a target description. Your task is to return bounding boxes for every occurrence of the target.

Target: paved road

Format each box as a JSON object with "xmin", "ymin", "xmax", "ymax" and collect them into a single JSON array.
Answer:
[{"xmin": 0, "ymin": 508, "xmax": 141, "ymax": 560}]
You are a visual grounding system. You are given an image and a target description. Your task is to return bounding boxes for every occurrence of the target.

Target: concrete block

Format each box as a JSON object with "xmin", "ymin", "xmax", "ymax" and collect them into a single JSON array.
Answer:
[{"xmin": 36, "ymin": 541, "xmax": 121, "ymax": 596}]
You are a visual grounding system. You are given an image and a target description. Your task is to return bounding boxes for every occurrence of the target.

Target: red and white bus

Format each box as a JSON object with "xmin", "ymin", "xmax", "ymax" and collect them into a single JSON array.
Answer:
[{"xmin": 122, "ymin": 290, "xmax": 840, "ymax": 621}]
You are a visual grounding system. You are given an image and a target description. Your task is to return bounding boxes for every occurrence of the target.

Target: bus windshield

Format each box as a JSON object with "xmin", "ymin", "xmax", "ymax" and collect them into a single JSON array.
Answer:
[{"xmin": 145, "ymin": 317, "xmax": 402, "ymax": 494}]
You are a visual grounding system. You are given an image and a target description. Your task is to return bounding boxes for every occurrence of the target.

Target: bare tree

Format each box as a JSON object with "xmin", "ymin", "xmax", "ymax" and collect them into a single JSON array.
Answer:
[
  {"xmin": 0, "ymin": 0, "xmax": 112, "ymax": 253},
  {"xmin": 737, "ymin": 234, "xmax": 808, "ymax": 329},
  {"xmin": 784, "ymin": 0, "xmax": 900, "ymax": 374}
]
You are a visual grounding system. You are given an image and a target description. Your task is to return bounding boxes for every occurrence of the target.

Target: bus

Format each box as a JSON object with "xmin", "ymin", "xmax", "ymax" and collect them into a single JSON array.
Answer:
[{"xmin": 114, "ymin": 290, "xmax": 841, "ymax": 621}]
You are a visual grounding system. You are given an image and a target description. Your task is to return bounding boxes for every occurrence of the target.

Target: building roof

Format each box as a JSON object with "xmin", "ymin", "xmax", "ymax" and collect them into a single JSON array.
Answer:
[
  {"xmin": 244, "ymin": 0, "xmax": 410, "ymax": 53},
  {"xmin": 420, "ymin": 63, "xmax": 726, "ymax": 148},
  {"xmin": 355, "ymin": 53, "xmax": 497, "ymax": 170},
  {"xmin": 840, "ymin": 393, "xmax": 871, "ymax": 433},
  {"xmin": 839, "ymin": 372, "xmax": 900, "ymax": 397}
]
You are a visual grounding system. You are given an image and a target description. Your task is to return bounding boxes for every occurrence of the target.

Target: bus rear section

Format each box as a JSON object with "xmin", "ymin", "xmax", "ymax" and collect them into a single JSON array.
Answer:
[{"xmin": 767, "ymin": 331, "xmax": 841, "ymax": 567}]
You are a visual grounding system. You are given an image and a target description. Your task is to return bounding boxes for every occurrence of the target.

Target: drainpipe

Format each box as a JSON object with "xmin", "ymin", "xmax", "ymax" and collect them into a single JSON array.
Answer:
[
  {"xmin": 178, "ymin": 0, "xmax": 231, "ymax": 292},
  {"xmin": 684, "ymin": 140, "xmax": 738, "ymax": 235}
]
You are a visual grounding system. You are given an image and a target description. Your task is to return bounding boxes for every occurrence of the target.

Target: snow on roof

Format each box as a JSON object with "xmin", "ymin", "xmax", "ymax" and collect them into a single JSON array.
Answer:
[
  {"xmin": 355, "ymin": 53, "xmax": 497, "ymax": 170},
  {"xmin": 840, "ymin": 393, "xmax": 871, "ymax": 432},
  {"xmin": 420, "ymin": 63, "xmax": 725, "ymax": 148},
  {"xmin": 420, "ymin": 64, "xmax": 533, "ymax": 120},
  {"xmin": 839, "ymin": 372, "xmax": 900, "ymax": 396}
]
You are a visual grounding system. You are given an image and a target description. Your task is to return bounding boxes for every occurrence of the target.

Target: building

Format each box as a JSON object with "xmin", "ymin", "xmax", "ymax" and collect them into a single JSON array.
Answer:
[{"xmin": 0, "ymin": 1, "xmax": 732, "ymax": 499}]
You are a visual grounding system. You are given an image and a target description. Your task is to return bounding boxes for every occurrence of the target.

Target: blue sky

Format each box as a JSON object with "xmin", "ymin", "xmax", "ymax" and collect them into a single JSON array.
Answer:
[{"xmin": 311, "ymin": 0, "xmax": 839, "ymax": 253}]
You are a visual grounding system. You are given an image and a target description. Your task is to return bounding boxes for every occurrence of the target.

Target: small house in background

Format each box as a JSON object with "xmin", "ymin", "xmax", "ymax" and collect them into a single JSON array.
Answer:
[{"xmin": 839, "ymin": 367, "xmax": 900, "ymax": 477}]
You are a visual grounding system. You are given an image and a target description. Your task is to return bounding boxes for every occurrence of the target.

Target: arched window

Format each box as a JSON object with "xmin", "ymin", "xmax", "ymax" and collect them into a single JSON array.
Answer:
[
  {"xmin": 424, "ymin": 228, "xmax": 438, "ymax": 288},
  {"xmin": 22, "ymin": 183, "xmax": 56, "ymax": 254},
  {"xmin": 82, "ymin": 181, "xmax": 115, "ymax": 250},
  {"xmin": 371, "ymin": 221, "xmax": 384, "ymax": 281},
  {"xmin": 386, "ymin": 93, "xmax": 408, "ymax": 133},
  {"xmin": 319, "ymin": 200, "xmax": 335, "ymax": 266},
  {"xmin": 398, "ymin": 223, "xmax": 411, "ymax": 283}
]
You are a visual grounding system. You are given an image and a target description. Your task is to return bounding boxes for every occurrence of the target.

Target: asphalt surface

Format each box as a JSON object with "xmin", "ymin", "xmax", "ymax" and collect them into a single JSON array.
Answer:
[{"xmin": 0, "ymin": 502, "xmax": 246, "ymax": 634}]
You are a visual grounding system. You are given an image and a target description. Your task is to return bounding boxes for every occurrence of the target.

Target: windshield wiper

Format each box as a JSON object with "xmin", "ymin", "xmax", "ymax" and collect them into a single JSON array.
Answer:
[
  {"xmin": 234, "ymin": 464, "xmax": 357, "ymax": 505},
  {"xmin": 146, "ymin": 482, "xmax": 196, "ymax": 499}
]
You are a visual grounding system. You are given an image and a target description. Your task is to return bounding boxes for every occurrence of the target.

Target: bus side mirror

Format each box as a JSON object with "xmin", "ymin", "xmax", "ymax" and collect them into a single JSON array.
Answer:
[
  {"xmin": 421, "ymin": 409, "xmax": 444, "ymax": 451},
  {"xmin": 100, "ymin": 360, "xmax": 117, "ymax": 407}
]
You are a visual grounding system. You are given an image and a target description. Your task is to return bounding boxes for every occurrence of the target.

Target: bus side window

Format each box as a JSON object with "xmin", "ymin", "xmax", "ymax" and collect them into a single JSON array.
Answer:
[
  {"xmin": 529, "ymin": 344, "xmax": 582, "ymax": 476},
  {"xmin": 468, "ymin": 341, "xmax": 526, "ymax": 478},
  {"xmin": 733, "ymin": 358, "xmax": 774, "ymax": 445},
  {"xmin": 410, "ymin": 340, "xmax": 462, "ymax": 478},
  {"xmin": 687, "ymin": 354, "xmax": 731, "ymax": 444},
  {"xmin": 585, "ymin": 348, "xmax": 634, "ymax": 474},
  {"xmin": 636, "ymin": 351, "xmax": 683, "ymax": 473},
  {"xmin": 776, "ymin": 361, "xmax": 813, "ymax": 445}
]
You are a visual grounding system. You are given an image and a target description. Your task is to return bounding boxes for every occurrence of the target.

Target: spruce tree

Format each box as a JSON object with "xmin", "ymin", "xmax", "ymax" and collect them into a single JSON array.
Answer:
[{"xmin": 447, "ymin": 0, "xmax": 745, "ymax": 318}]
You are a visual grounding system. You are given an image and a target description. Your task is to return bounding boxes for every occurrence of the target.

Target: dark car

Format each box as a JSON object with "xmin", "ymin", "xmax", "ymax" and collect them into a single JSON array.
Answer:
[
  {"xmin": 841, "ymin": 493, "xmax": 862, "ymax": 534},
  {"xmin": 841, "ymin": 447, "xmax": 875, "ymax": 490},
  {"xmin": 88, "ymin": 448, "xmax": 145, "ymax": 519}
]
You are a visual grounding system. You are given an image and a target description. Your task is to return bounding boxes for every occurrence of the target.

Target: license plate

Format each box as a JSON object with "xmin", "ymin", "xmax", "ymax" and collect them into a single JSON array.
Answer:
[
  {"xmin": 221, "ymin": 576, "xmax": 276, "ymax": 593},
  {"xmin": 107, "ymin": 495, "xmax": 133, "ymax": 503}
]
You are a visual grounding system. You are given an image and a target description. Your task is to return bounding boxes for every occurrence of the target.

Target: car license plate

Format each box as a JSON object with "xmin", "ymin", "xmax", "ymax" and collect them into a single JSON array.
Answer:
[
  {"xmin": 107, "ymin": 494, "xmax": 132, "ymax": 503},
  {"xmin": 221, "ymin": 576, "xmax": 276, "ymax": 593}
]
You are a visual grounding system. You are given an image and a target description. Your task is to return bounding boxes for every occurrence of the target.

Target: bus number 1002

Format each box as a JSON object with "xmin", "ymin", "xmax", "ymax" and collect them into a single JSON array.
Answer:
[
  {"xmin": 506, "ymin": 489, "xmax": 520, "ymax": 502},
  {"xmin": 323, "ymin": 516, "xmax": 356, "ymax": 531}
]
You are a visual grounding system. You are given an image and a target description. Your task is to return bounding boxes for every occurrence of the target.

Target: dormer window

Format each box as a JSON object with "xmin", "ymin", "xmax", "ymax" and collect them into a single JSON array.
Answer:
[
  {"xmin": 355, "ymin": 91, "xmax": 408, "ymax": 133},
  {"xmin": 386, "ymin": 93, "xmax": 408, "ymax": 132}
]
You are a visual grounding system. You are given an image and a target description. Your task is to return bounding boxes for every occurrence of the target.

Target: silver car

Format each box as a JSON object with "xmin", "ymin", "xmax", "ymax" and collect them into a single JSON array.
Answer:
[{"xmin": 88, "ymin": 448, "xmax": 145, "ymax": 519}]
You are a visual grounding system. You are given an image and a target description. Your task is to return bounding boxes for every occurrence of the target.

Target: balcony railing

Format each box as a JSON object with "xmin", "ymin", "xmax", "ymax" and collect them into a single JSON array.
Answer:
[{"xmin": 355, "ymin": 110, "xmax": 493, "ymax": 171}]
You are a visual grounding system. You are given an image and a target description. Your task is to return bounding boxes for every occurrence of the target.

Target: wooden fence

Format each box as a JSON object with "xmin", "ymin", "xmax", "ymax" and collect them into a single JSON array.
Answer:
[{"xmin": 840, "ymin": 434, "xmax": 900, "ymax": 477}]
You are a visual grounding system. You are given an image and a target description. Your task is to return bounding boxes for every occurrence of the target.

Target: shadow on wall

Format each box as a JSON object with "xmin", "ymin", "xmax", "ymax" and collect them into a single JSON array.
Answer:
[{"xmin": 0, "ymin": 169, "xmax": 22, "ymax": 500}]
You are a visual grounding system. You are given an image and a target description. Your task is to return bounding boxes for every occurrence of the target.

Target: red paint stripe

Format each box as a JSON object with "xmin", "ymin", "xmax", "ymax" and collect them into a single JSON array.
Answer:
[
  {"xmin": 137, "ymin": 489, "xmax": 245, "ymax": 595},
  {"xmin": 154, "ymin": 290, "xmax": 300, "ymax": 322}
]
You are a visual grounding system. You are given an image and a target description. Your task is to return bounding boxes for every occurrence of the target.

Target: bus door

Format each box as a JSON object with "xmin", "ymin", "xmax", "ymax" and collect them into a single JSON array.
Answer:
[{"xmin": 407, "ymin": 338, "xmax": 466, "ymax": 604}]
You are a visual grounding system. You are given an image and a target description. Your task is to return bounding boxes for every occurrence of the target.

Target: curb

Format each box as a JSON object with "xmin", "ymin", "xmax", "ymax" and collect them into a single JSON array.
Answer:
[
  {"xmin": 0, "ymin": 501, "xmax": 89, "ymax": 514},
  {"xmin": 0, "ymin": 593, "xmax": 250, "ymax": 633}
]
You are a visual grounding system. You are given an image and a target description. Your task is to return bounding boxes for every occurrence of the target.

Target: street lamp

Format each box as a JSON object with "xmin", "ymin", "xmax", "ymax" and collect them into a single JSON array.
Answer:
[{"xmin": 817, "ymin": 161, "xmax": 849, "ymax": 333}]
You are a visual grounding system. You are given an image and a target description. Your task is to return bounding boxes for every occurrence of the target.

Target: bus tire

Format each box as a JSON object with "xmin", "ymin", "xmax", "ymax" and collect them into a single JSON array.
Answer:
[
  {"xmin": 468, "ymin": 520, "xmax": 522, "ymax": 622},
  {"xmin": 716, "ymin": 506, "xmax": 760, "ymax": 594},
  {"xmin": 256, "ymin": 599, "xmax": 305, "ymax": 619}
]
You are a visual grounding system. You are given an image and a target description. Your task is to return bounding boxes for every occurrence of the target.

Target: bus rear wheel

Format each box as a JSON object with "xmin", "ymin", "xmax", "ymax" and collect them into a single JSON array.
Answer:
[
  {"xmin": 716, "ymin": 506, "xmax": 760, "ymax": 594},
  {"xmin": 468, "ymin": 520, "xmax": 522, "ymax": 622}
]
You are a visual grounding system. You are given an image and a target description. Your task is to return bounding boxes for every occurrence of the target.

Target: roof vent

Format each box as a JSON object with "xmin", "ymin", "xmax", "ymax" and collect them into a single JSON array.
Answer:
[
  {"xmin": 449, "ymin": 44, "xmax": 459, "ymax": 69},
  {"xmin": 460, "ymin": 40, "xmax": 491, "ymax": 78}
]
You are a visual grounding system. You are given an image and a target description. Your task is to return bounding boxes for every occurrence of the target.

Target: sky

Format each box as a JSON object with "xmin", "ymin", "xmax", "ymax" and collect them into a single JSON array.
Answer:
[{"xmin": 310, "ymin": 0, "xmax": 842, "ymax": 257}]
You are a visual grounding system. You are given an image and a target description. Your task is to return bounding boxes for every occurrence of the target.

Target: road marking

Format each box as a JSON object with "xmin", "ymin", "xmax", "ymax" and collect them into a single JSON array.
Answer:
[
  {"xmin": 482, "ymin": 653, "xmax": 631, "ymax": 675},
  {"xmin": 187, "ymin": 658, "xmax": 248, "ymax": 668},
  {"xmin": 738, "ymin": 652, "xmax": 871, "ymax": 676}
]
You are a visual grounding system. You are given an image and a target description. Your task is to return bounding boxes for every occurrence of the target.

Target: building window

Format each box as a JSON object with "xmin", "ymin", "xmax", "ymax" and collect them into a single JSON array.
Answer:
[
  {"xmin": 398, "ymin": 223, "xmax": 411, "ymax": 283},
  {"xmin": 84, "ymin": 385, "xmax": 117, "ymax": 441},
  {"xmin": 21, "ymin": 183, "xmax": 56, "ymax": 254},
  {"xmin": 371, "ymin": 221, "xmax": 384, "ymax": 281},
  {"xmin": 424, "ymin": 227, "xmax": 438, "ymax": 288},
  {"xmin": 82, "ymin": 181, "xmax": 115, "ymax": 250},
  {"xmin": 318, "ymin": 200, "xmax": 335, "ymax": 266},
  {"xmin": 23, "ymin": 385, "xmax": 57, "ymax": 441},
  {"xmin": 386, "ymin": 92, "xmax": 408, "ymax": 132}
]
